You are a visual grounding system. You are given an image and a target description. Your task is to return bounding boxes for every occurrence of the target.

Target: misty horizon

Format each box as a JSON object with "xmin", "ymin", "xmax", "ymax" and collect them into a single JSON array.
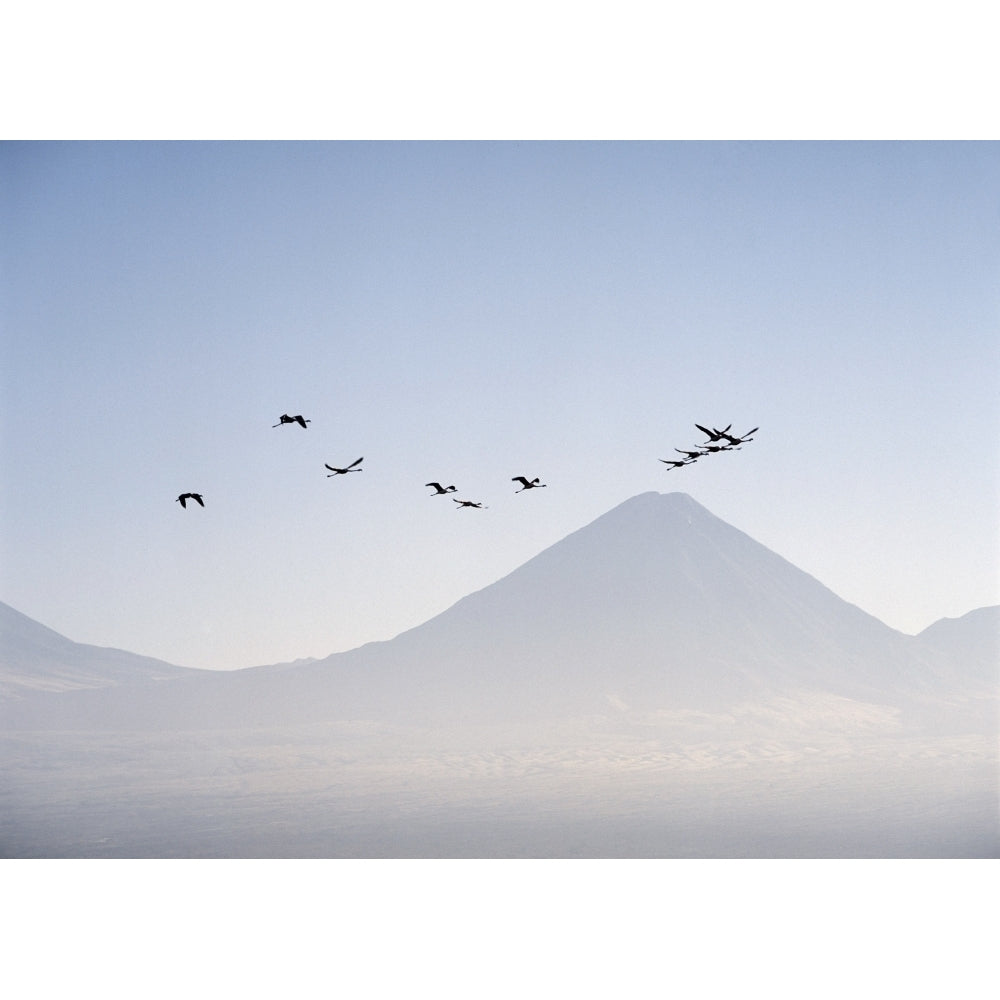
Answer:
[
  {"xmin": 3, "ymin": 489, "xmax": 996, "ymax": 858},
  {"xmin": 3, "ymin": 491, "xmax": 994, "ymax": 677}
]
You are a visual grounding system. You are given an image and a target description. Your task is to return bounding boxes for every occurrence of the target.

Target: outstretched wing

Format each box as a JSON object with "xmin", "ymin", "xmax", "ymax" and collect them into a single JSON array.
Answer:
[
  {"xmin": 193, "ymin": 495, "xmax": 204, "ymax": 506},
  {"xmin": 348, "ymin": 457, "xmax": 363, "ymax": 469}
]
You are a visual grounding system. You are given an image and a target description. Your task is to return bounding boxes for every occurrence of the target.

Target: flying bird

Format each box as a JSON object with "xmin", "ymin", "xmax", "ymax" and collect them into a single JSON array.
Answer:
[
  {"xmin": 695, "ymin": 423, "xmax": 732, "ymax": 442},
  {"xmin": 675, "ymin": 449, "xmax": 704, "ymax": 460},
  {"xmin": 426, "ymin": 482, "xmax": 458, "ymax": 495},
  {"xmin": 273, "ymin": 414, "xmax": 310, "ymax": 428},
  {"xmin": 325, "ymin": 458, "xmax": 363, "ymax": 476},
  {"xmin": 719, "ymin": 426, "xmax": 758, "ymax": 446},
  {"xmin": 512, "ymin": 476, "xmax": 547, "ymax": 492},
  {"xmin": 453, "ymin": 499, "xmax": 487, "ymax": 509},
  {"xmin": 176, "ymin": 493, "xmax": 204, "ymax": 508},
  {"xmin": 659, "ymin": 459, "xmax": 693, "ymax": 469}
]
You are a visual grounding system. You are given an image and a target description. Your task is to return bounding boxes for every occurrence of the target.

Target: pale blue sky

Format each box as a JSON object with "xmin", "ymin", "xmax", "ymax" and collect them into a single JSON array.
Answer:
[{"xmin": 2, "ymin": 141, "xmax": 997, "ymax": 669}]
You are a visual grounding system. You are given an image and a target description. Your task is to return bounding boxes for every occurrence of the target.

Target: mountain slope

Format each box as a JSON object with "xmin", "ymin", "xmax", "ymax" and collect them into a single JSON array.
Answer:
[
  {"xmin": 324, "ymin": 491, "xmax": 937, "ymax": 706},
  {"xmin": 916, "ymin": 606, "xmax": 999, "ymax": 686},
  {"xmin": 2, "ymin": 493, "xmax": 977, "ymax": 733},
  {"xmin": 0, "ymin": 601, "xmax": 199, "ymax": 697}
]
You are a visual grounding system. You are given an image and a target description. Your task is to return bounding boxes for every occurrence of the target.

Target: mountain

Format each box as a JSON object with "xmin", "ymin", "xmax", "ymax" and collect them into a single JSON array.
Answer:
[
  {"xmin": 2, "ymin": 492, "xmax": 988, "ymax": 734},
  {"xmin": 0, "ymin": 601, "xmax": 199, "ymax": 698},
  {"xmin": 3, "ymin": 493, "xmax": 996, "ymax": 859},
  {"xmin": 916, "ymin": 606, "xmax": 999, "ymax": 686}
]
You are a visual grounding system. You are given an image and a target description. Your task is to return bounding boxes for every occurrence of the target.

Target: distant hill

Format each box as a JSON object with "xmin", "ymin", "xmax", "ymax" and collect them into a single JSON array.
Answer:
[
  {"xmin": 2, "ymin": 493, "xmax": 992, "ymax": 734},
  {"xmin": 916, "ymin": 606, "xmax": 999, "ymax": 686},
  {"xmin": 0, "ymin": 601, "xmax": 199, "ymax": 698}
]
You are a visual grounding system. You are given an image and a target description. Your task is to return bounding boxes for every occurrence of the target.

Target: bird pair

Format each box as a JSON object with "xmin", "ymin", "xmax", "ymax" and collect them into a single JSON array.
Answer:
[
  {"xmin": 426, "ymin": 484, "xmax": 483, "ymax": 507},
  {"xmin": 273, "ymin": 412, "xmax": 363, "ymax": 476},
  {"xmin": 427, "ymin": 477, "xmax": 545, "ymax": 495},
  {"xmin": 426, "ymin": 476, "xmax": 546, "ymax": 510}
]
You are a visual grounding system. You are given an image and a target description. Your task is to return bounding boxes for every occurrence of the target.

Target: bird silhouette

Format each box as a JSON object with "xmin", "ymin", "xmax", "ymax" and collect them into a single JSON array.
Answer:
[
  {"xmin": 453, "ymin": 499, "xmax": 487, "ymax": 509},
  {"xmin": 675, "ymin": 449, "xmax": 704, "ymax": 460},
  {"xmin": 695, "ymin": 423, "xmax": 733, "ymax": 443},
  {"xmin": 273, "ymin": 414, "xmax": 310, "ymax": 428},
  {"xmin": 426, "ymin": 482, "xmax": 458, "ymax": 495},
  {"xmin": 325, "ymin": 458, "xmax": 363, "ymax": 476},
  {"xmin": 719, "ymin": 426, "xmax": 758, "ymax": 446},
  {"xmin": 176, "ymin": 493, "xmax": 204, "ymax": 508},
  {"xmin": 512, "ymin": 476, "xmax": 546, "ymax": 492},
  {"xmin": 659, "ymin": 459, "xmax": 693, "ymax": 469}
]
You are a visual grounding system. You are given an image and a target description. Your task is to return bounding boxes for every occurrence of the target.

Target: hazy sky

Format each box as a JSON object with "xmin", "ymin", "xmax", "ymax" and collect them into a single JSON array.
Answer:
[{"xmin": 2, "ymin": 141, "xmax": 997, "ymax": 669}]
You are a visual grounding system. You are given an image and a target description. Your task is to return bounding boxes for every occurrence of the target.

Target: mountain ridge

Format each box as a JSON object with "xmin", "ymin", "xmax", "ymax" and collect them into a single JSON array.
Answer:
[
  {"xmin": 3, "ymin": 492, "xmax": 993, "ymax": 734},
  {"xmin": 0, "ymin": 600, "xmax": 199, "ymax": 698},
  {"xmin": 916, "ymin": 605, "xmax": 999, "ymax": 686}
]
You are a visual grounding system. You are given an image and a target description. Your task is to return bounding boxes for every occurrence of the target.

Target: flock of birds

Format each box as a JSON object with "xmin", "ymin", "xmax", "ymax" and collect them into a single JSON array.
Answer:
[
  {"xmin": 658, "ymin": 424, "xmax": 758, "ymax": 470},
  {"xmin": 175, "ymin": 415, "xmax": 755, "ymax": 510},
  {"xmin": 174, "ymin": 414, "xmax": 552, "ymax": 512}
]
